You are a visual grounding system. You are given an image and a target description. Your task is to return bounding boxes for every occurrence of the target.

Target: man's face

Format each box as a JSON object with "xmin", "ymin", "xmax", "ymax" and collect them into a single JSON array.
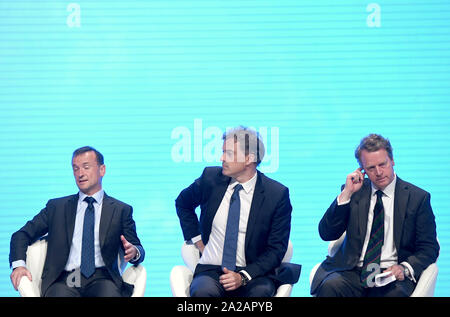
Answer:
[
  {"xmin": 220, "ymin": 138, "xmax": 248, "ymax": 179},
  {"xmin": 360, "ymin": 149, "xmax": 395, "ymax": 190},
  {"xmin": 72, "ymin": 151, "xmax": 105, "ymax": 196}
]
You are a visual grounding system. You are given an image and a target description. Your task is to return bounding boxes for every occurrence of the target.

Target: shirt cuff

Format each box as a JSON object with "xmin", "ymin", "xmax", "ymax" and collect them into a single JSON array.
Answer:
[
  {"xmin": 190, "ymin": 235, "xmax": 202, "ymax": 244},
  {"xmin": 337, "ymin": 195, "xmax": 350, "ymax": 206},
  {"xmin": 12, "ymin": 260, "xmax": 26, "ymax": 270},
  {"xmin": 239, "ymin": 270, "xmax": 252, "ymax": 281},
  {"xmin": 401, "ymin": 261, "xmax": 416, "ymax": 283}
]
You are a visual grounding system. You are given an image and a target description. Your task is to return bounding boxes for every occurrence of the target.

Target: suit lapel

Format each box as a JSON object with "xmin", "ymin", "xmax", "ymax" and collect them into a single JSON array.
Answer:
[
  {"xmin": 245, "ymin": 171, "xmax": 265, "ymax": 250},
  {"xmin": 99, "ymin": 193, "xmax": 116, "ymax": 248},
  {"xmin": 65, "ymin": 194, "xmax": 79, "ymax": 247},
  {"xmin": 393, "ymin": 177, "xmax": 408, "ymax": 251}
]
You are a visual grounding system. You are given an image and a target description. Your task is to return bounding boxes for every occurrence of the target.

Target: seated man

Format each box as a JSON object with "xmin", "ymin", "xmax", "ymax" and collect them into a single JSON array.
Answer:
[
  {"xmin": 311, "ymin": 134, "xmax": 439, "ymax": 297},
  {"xmin": 176, "ymin": 126, "xmax": 300, "ymax": 297},
  {"xmin": 10, "ymin": 146, "xmax": 145, "ymax": 297}
]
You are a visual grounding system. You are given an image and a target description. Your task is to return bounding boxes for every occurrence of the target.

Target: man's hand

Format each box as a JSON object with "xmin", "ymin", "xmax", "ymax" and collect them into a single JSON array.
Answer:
[
  {"xmin": 219, "ymin": 267, "xmax": 242, "ymax": 291},
  {"xmin": 10, "ymin": 267, "xmax": 32, "ymax": 291},
  {"xmin": 121, "ymin": 235, "xmax": 137, "ymax": 262},
  {"xmin": 194, "ymin": 240, "xmax": 205, "ymax": 254},
  {"xmin": 384, "ymin": 264, "xmax": 405, "ymax": 281},
  {"xmin": 339, "ymin": 168, "xmax": 366, "ymax": 202}
]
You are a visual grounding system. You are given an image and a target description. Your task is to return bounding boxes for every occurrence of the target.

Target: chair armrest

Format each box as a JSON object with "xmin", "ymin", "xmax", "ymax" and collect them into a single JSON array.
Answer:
[
  {"xmin": 170, "ymin": 265, "xmax": 193, "ymax": 297},
  {"xmin": 274, "ymin": 284, "xmax": 293, "ymax": 297},
  {"xmin": 328, "ymin": 233, "xmax": 346, "ymax": 257},
  {"xmin": 18, "ymin": 275, "xmax": 40, "ymax": 297},
  {"xmin": 123, "ymin": 265, "xmax": 147, "ymax": 297},
  {"xmin": 410, "ymin": 263, "xmax": 438, "ymax": 297}
]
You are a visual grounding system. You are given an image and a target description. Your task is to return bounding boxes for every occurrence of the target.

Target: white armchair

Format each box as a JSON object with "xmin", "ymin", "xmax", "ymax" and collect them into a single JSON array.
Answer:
[
  {"xmin": 17, "ymin": 238, "xmax": 147, "ymax": 297},
  {"xmin": 309, "ymin": 233, "xmax": 439, "ymax": 297},
  {"xmin": 170, "ymin": 240, "xmax": 294, "ymax": 297}
]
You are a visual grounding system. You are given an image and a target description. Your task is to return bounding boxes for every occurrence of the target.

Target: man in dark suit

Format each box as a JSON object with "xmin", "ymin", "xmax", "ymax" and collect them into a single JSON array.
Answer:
[
  {"xmin": 176, "ymin": 126, "xmax": 300, "ymax": 297},
  {"xmin": 311, "ymin": 134, "xmax": 439, "ymax": 297},
  {"xmin": 9, "ymin": 146, "xmax": 145, "ymax": 297}
]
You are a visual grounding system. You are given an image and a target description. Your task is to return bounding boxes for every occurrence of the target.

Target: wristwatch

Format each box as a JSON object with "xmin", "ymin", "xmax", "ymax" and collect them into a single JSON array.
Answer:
[
  {"xmin": 238, "ymin": 272, "xmax": 249, "ymax": 286},
  {"xmin": 400, "ymin": 264, "xmax": 410, "ymax": 278}
]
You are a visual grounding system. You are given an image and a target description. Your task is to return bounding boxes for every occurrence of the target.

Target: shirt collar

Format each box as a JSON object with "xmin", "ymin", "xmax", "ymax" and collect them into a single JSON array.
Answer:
[
  {"xmin": 78, "ymin": 189, "xmax": 104, "ymax": 204},
  {"xmin": 229, "ymin": 171, "xmax": 258, "ymax": 194},
  {"xmin": 371, "ymin": 173, "xmax": 396, "ymax": 198}
]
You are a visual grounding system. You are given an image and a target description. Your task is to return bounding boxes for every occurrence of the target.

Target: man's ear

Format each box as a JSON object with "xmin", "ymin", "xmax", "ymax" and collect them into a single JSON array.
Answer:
[
  {"xmin": 246, "ymin": 153, "xmax": 257, "ymax": 165},
  {"xmin": 100, "ymin": 164, "xmax": 106, "ymax": 177}
]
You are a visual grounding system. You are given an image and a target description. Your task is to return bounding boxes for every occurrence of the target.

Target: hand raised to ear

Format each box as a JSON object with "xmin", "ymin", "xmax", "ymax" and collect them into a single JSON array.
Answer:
[{"xmin": 339, "ymin": 167, "xmax": 366, "ymax": 202}]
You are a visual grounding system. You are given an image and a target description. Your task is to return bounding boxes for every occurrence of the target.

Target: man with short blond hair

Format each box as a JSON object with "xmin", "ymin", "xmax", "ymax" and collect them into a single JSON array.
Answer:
[{"xmin": 311, "ymin": 134, "xmax": 439, "ymax": 297}]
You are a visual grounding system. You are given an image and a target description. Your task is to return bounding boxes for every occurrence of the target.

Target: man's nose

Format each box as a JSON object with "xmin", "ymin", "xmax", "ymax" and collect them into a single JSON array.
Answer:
[
  {"xmin": 76, "ymin": 170, "xmax": 85, "ymax": 178},
  {"xmin": 375, "ymin": 166, "xmax": 382, "ymax": 175}
]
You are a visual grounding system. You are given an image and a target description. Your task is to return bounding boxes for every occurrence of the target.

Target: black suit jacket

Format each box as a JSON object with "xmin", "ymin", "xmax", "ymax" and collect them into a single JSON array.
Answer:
[
  {"xmin": 9, "ymin": 193, "xmax": 145, "ymax": 297},
  {"xmin": 175, "ymin": 167, "xmax": 300, "ymax": 285},
  {"xmin": 310, "ymin": 177, "xmax": 439, "ymax": 294}
]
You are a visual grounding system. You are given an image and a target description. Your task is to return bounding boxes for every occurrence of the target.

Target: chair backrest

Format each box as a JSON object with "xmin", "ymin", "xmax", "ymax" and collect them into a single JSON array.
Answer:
[
  {"xmin": 25, "ymin": 239, "xmax": 48, "ymax": 294},
  {"xmin": 282, "ymin": 240, "xmax": 293, "ymax": 263},
  {"xmin": 328, "ymin": 233, "xmax": 346, "ymax": 256},
  {"xmin": 181, "ymin": 242, "xmax": 200, "ymax": 272},
  {"xmin": 181, "ymin": 240, "xmax": 293, "ymax": 272}
]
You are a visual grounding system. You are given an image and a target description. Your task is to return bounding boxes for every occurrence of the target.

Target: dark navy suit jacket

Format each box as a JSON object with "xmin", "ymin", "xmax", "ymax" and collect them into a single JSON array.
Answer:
[
  {"xmin": 10, "ymin": 193, "xmax": 145, "ymax": 297},
  {"xmin": 310, "ymin": 177, "xmax": 439, "ymax": 294},
  {"xmin": 175, "ymin": 167, "xmax": 300, "ymax": 285}
]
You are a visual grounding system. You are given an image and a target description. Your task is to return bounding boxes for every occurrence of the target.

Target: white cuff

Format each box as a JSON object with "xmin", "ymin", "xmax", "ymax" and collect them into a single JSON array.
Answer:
[
  {"xmin": 190, "ymin": 235, "xmax": 202, "ymax": 244},
  {"xmin": 337, "ymin": 195, "xmax": 350, "ymax": 206},
  {"xmin": 401, "ymin": 261, "xmax": 416, "ymax": 283},
  {"xmin": 239, "ymin": 270, "xmax": 252, "ymax": 281},
  {"xmin": 12, "ymin": 260, "xmax": 26, "ymax": 270}
]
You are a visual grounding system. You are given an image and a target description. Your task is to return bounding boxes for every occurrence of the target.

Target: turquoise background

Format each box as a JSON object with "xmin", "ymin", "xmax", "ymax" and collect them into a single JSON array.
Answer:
[{"xmin": 1, "ymin": 1, "xmax": 449, "ymax": 296}]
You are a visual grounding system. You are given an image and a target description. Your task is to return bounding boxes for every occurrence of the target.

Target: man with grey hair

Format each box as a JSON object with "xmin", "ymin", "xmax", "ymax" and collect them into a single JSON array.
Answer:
[
  {"xmin": 311, "ymin": 134, "xmax": 439, "ymax": 297},
  {"xmin": 176, "ymin": 126, "xmax": 300, "ymax": 297}
]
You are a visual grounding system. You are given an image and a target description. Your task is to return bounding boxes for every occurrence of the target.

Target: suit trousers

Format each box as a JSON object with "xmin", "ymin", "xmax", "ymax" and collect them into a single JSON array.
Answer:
[
  {"xmin": 43, "ymin": 267, "xmax": 122, "ymax": 297},
  {"xmin": 315, "ymin": 267, "xmax": 415, "ymax": 297},
  {"xmin": 190, "ymin": 264, "xmax": 276, "ymax": 297}
]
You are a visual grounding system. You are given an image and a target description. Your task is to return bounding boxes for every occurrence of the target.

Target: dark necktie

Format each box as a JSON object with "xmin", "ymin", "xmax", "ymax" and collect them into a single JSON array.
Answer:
[
  {"xmin": 81, "ymin": 196, "xmax": 96, "ymax": 278},
  {"xmin": 361, "ymin": 190, "xmax": 385, "ymax": 287},
  {"xmin": 222, "ymin": 184, "xmax": 243, "ymax": 271}
]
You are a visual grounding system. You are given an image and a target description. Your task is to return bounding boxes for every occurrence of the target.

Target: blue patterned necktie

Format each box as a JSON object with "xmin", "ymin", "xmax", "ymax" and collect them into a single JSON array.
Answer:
[
  {"xmin": 222, "ymin": 184, "xmax": 243, "ymax": 271},
  {"xmin": 81, "ymin": 196, "xmax": 96, "ymax": 278},
  {"xmin": 361, "ymin": 190, "xmax": 385, "ymax": 287}
]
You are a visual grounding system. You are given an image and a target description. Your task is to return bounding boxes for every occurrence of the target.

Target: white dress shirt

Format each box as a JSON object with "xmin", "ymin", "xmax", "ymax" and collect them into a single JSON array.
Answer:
[
  {"xmin": 338, "ymin": 174, "xmax": 416, "ymax": 281},
  {"xmin": 65, "ymin": 189, "xmax": 106, "ymax": 271},
  {"xmin": 194, "ymin": 172, "xmax": 257, "ymax": 277},
  {"xmin": 358, "ymin": 175, "xmax": 398, "ymax": 269}
]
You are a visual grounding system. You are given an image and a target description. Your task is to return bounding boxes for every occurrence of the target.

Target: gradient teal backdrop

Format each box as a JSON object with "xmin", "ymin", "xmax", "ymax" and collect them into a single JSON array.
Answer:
[{"xmin": 1, "ymin": 0, "xmax": 449, "ymax": 296}]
